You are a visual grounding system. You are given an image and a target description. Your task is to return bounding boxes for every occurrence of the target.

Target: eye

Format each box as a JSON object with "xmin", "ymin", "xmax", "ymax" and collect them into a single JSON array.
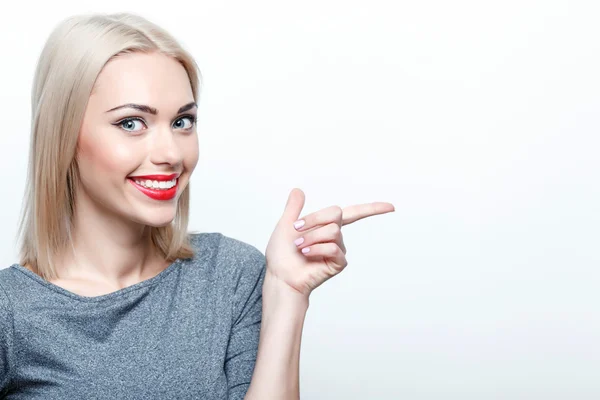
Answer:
[
  {"xmin": 173, "ymin": 115, "xmax": 197, "ymax": 130},
  {"xmin": 115, "ymin": 118, "xmax": 146, "ymax": 132}
]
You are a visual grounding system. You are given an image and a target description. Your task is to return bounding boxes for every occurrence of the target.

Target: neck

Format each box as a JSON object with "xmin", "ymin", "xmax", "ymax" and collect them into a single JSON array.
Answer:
[{"xmin": 57, "ymin": 188, "xmax": 165, "ymax": 287}]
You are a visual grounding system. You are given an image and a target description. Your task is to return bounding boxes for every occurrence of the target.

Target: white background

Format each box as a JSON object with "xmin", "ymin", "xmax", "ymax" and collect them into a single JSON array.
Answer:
[{"xmin": 1, "ymin": 1, "xmax": 599, "ymax": 398}]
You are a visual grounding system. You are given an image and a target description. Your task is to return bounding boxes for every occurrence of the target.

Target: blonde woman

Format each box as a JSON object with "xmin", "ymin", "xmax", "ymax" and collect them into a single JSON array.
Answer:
[{"xmin": 0, "ymin": 12, "xmax": 395, "ymax": 399}]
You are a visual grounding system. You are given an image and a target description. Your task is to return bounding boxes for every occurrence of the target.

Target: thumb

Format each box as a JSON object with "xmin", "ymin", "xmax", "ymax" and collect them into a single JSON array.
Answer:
[{"xmin": 281, "ymin": 187, "xmax": 305, "ymax": 224}]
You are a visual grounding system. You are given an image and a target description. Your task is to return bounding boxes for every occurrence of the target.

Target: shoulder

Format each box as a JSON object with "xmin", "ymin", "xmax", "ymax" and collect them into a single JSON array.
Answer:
[
  {"xmin": 187, "ymin": 231, "xmax": 266, "ymax": 280},
  {"xmin": 188, "ymin": 231, "xmax": 264, "ymax": 265},
  {"xmin": 0, "ymin": 267, "xmax": 17, "ymax": 305},
  {"xmin": 0, "ymin": 266, "xmax": 15, "ymax": 282},
  {"xmin": 0, "ymin": 268, "xmax": 14, "ymax": 391},
  {"xmin": 0, "ymin": 279, "xmax": 10, "ymax": 313},
  {"xmin": 0, "ymin": 269, "xmax": 14, "ymax": 336}
]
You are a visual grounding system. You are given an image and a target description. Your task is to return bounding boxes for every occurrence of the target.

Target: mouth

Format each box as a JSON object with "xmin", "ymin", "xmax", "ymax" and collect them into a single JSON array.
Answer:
[{"xmin": 127, "ymin": 174, "xmax": 180, "ymax": 201}]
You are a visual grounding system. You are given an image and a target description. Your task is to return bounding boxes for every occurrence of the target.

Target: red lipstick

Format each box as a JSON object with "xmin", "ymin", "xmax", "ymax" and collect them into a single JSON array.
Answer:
[
  {"xmin": 128, "ymin": 173, "xmax": 179, "ymax": 201},
  {"xmin": 129, "ymin": 173, "xmax": 179, "ymax": 181}
]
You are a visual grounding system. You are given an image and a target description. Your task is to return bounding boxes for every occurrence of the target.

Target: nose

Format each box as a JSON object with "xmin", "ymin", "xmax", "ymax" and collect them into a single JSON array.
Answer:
[{"xmin": 148, "ymin": 124, "xmax": 184, "ymax": 167}]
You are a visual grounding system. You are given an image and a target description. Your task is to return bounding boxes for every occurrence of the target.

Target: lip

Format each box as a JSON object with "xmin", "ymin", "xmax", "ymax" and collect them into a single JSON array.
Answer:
[
  {"xmin": 128, "ymin": 173, "xmax": 180, "ymax": 181},
  {"xmin": 128, "ymin": 177, "xmax": 179, "ymax": 201}
]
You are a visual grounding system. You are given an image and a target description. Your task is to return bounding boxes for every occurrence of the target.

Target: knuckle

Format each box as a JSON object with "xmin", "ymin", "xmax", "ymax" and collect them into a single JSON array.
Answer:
[
  {"xmin": 329, "ymin": 222, "xmax": 341, "ymax": 235},
  {"xmin": 332, "ymin": 205, "xmax": 343, "ymax": 219},
  {"xmin": 330, "ymin": 243, "xmax": 339, "ymax": 255}
]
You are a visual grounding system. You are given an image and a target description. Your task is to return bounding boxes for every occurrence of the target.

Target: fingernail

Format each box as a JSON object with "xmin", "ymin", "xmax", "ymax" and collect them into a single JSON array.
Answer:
[
  {"xmin": 301, "ymin": 247, "xmax": 310, "ymax": 254},
  {"xmin": 293, "ymin": 220, "xmax": 305, "ymax": 230},
  {"xmin": 294, "ymin": 237, "xmax": 304, "ymax": 246}
]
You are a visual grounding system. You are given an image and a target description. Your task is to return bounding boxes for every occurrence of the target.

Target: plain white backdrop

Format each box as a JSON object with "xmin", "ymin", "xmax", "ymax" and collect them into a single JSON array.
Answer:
[{"xmin": 1, "ymin": 1, "xmax": 599, "ymax": 398}]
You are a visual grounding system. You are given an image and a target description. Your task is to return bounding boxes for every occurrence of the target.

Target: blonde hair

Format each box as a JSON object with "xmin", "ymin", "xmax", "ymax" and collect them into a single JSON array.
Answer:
[{"xmin": 16, "ymin": 12, "xmax": 203, "ymax": 281}]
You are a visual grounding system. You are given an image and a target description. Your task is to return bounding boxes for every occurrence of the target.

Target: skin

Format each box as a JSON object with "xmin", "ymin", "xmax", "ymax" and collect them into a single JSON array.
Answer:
[
  {"xmin": 26, "ymin": 51, "xmax": 199, "ymax": 296},
  {"xmin": 246, "ymin": 188, "xmax": 395, "ymax": 398}
]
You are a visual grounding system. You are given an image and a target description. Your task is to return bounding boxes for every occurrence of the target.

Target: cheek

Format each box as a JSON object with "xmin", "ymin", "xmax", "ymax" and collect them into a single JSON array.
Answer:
[
  {"xmin": 182, "ymin": 134, "xmax": 200, "ymax": 171},
  {"xmin": 78, "ymin": 133, "xmax": 139, "ymax": 181}
]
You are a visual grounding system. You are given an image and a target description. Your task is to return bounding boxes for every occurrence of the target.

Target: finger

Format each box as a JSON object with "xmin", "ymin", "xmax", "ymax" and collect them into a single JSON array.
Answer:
[
  {"xmin": 342, "ymin": 202, "xmax": 395, "ymax": 226},
  {"xmin": 282, "ymin": 188, "xmax": 306, "ymax": 224},
  {"xmin": 293, "ymin": 205, "xmax": 343, "ymax": 233},
  {"xmin": 299, "ymin": 242, "xmax": 348, "ymax": 271},
  {"xmin": 294, "ymin": 222, "xmax": 346, "ymax": 254}
]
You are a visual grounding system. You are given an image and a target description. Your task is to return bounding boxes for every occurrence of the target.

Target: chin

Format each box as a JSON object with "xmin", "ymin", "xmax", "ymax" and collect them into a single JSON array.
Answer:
[
  {"xmin": 144, "ymin": 219, "xmax": 175, "ymax": 228},
  {"xmin": 142, "ymin": 214, "xmax": 176, "ymax": 228},
  {"xmin": 130, "ymin": 208, "xmax": 177, "ymax": 228}
]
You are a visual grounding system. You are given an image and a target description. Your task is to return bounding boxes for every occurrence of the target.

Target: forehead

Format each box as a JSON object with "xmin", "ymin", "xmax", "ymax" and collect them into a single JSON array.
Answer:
[{"xmin": 90, "ymin": 52, "xmax": 193, "ymax": 109}]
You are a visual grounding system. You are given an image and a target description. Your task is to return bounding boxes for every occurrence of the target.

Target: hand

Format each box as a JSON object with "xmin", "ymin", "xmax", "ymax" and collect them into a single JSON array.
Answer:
[{"xmin": 265, "ymin": 188, "xmax": 395, "ymax": 298}]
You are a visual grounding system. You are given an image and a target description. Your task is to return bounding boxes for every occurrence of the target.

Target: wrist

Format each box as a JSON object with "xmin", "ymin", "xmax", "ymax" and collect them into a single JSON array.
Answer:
[{"xmin": 263, "ymin": 270, "xmax": 310, "ymax": 311}]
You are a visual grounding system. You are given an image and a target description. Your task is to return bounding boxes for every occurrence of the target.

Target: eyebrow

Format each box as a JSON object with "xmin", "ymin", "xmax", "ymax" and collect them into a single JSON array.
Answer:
[{"xmin": 105, "ymin": 101, "xmax": 197, "ymax": 115}]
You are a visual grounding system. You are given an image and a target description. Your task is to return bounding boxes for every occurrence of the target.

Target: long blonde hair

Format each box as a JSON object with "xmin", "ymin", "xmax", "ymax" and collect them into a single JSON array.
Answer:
[{"xmin": 16, "ymin": 12, "xmax": 202, "ymax": 281}]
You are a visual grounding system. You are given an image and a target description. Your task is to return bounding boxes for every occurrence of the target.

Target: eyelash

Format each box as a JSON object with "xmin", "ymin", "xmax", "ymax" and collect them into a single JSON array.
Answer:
[{"xmin": 113, "ymin": 114, "xmax": 197, "ymax": 132}]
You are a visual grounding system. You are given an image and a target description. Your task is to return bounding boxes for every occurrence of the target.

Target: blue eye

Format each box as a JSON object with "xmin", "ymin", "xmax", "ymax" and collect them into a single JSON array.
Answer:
[
  {"xmin": 118, "ymin": 118, "xmax": 146, "ymax": 132},
  {"xmin": 113, "ymin": 115, "xmax": 197, "ymax": 133},
  {"xmin": 174, "ymin": 115, "xmax": 197, "ymax": 130}
]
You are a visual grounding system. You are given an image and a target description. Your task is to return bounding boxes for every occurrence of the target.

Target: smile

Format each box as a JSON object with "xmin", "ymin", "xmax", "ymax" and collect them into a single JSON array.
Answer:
[
  {"xmin": 133, "ymin": 178, "xmax": 176, "ymax": 189},
  {"xmin": 128, "ymin": 177, "xmax": 179, "ymax": 200}
]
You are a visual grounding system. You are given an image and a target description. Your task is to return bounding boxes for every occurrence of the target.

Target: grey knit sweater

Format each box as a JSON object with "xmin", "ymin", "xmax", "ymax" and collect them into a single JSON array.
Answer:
[{"xmin": 0, "ymin": 232, "xmax": 266, "ymax": 399}]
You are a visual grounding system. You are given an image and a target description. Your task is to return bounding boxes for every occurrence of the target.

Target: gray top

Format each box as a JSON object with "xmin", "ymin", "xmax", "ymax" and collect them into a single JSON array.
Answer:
[{"xmin": 0, "ymin": 232, "xmax": 266, "ymax": 399}]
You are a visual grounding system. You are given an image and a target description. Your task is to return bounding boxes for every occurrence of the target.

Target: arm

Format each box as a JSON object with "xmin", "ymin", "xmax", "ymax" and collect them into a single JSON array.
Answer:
[
  {"xmin": 238, "ymin": 189, "xmax": 392, "ymax": 398},
  {"xmin": 224, "ymin": 249, "xmax": 308, "ymax": 400},
  {"xmin": 244, "ymin": 272, "xmax": 309, "ymax": 400},
  {"xmin": 224, "ymin": 253, "xmax": 266, "ymax": 400}
]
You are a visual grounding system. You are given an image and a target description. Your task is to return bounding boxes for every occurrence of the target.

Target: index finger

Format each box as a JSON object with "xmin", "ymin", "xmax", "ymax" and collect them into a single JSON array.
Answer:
[{"xmin": 342, "ymin": 202, "xmax": 395, "ymax": 226}]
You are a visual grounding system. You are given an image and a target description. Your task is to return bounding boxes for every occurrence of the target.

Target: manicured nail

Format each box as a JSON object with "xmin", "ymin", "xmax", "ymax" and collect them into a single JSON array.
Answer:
[
  {"xmin": 294, "ymin": 237, "xmax": 304, "ymax": 246},
  {"xmin": 293, "ymin": 220, "xmax": 305, "ymax": 230},
  {"xmin": 301, "ymin": 247, "xmax": 310, "ymax": 254}
]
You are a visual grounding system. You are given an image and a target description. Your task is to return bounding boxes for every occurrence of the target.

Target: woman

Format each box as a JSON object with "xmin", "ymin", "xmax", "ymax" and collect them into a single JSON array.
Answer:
[{"xmin": 0, "ymin": 12, "xmax": 394, "ymax": 399}]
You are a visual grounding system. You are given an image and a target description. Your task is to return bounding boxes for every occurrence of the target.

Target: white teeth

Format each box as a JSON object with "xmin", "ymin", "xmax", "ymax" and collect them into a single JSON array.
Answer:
[{"xmin": 133, "ymin": 178, "xmax": 177, "ymax": 190}]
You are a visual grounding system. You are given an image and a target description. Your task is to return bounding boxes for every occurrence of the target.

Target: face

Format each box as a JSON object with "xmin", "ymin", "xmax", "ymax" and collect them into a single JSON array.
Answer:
[{"xmin": 77, "ymin": 51, "xmax": 199, "ymax": 227}]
